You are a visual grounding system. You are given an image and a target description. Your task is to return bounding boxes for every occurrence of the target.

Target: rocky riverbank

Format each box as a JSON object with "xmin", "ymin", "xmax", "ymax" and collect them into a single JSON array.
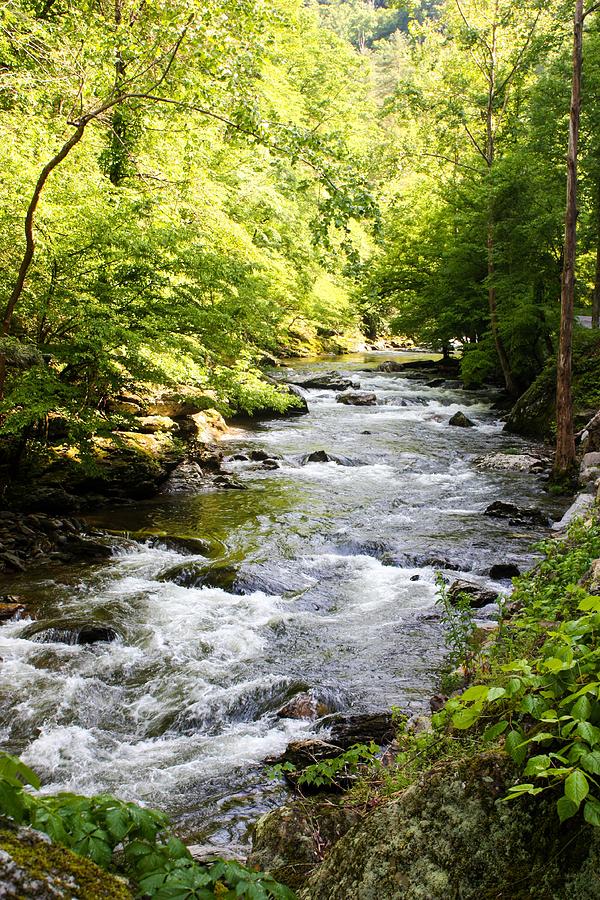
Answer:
[{"xmin": 243, "ymin": 442, "xmax": 600, "ymax": 899}]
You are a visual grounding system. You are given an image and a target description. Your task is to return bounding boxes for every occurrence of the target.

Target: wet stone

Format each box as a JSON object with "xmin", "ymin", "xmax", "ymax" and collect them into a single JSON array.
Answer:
[
  {"xmin": 447, "ymin": 579, "xmax": 498, "ymax": 608},
  {"xmin": 449, "ymin": 411, "xmax": 475, "ymax": 428},
  {"xmin": 484, "ymin": 500, "xmax": 549, "ymax": 527},
  {"xmin": 489, "ymin": 563, "xmax": 520, "ymax": 580}
]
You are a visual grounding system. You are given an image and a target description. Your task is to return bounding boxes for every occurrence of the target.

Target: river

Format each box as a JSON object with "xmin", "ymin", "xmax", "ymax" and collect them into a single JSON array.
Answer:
[{"xmin": 0, "ymin": 351, "xmax": 566, "ymax": 855}]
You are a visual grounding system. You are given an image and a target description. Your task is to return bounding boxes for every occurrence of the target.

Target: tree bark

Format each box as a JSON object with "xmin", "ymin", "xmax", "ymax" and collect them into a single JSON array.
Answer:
[
  {"xmin": 0, "ymin": 124, "xmax": 85, "ymax": 399},
  {"xmin": 554, "ymin": 0, "xmax": 583, "ymax": 479},
  {"xmin": 593, "ymin": 174, "xmax": 600, "ymax": 328}
]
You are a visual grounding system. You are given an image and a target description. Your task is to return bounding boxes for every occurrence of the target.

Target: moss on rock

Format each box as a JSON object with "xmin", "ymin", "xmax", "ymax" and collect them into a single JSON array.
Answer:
[
  {"xmin": 295, "ymin": 752, "xmax": 599, "ymax": 900},
  {"xmin": 505, "ymin": 331, "xmax": 600, "ymax": 440},
  {"xmin": 247, "ymin": 800, "xmax": 363, "ymax": 890},
  {"xmin": 0, "ymin": 825, "xmax": 133, "ymax": 899}
]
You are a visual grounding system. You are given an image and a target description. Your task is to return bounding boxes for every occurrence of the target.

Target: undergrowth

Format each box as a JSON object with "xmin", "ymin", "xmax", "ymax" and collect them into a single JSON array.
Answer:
[{"xmin": 0, "ymin": 755, "xmax": 295, "ymax": 899}]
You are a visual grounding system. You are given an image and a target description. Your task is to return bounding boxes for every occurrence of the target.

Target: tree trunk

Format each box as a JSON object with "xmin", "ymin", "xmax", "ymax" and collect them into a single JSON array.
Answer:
[
  {"xmin": 554, "ymin": 0, "xmax": 583, "ymax": 479},
  {"xmin": 593, "ymin": 174, "xmax": 600, "ymax": 328},
  {"xmin": 488, "ymin": 221, "xmax": 518, "ymax": 395},
  {"xmin": 0, "ymin": 124, "xmax": 85, "ymax": 399}
]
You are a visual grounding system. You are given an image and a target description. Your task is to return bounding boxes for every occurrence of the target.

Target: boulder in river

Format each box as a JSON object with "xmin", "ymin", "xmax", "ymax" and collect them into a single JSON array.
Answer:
[
  {"xmin": 157, "ymin": 560, "xmax": 240, "ymax": 592},
  {"xmin": 447, "ymin": 579, "xmax": 499, "ymax": 608},
  {"xmin": 484, "ymin": 500, "xmax": 549, "ymax": 527},
  {"xmin": 489, "ymin": 563, "xmax": 521, "ymax": 580},
  {"xmin": 335, "ymin": 391, "xmax": 377, "ymax": 406},
  {"xmin": 477, "ymin": 452, "xmax": 547, "ymax": 473},
  {"xmin": 213, "ymin": 475, "xmax": 247, "ymax": 490},
  {"xmin": 325, "ymin": 712, "xmax": 397, "ymax": 749},
  {"xmin": 300, "ymin": 451, "xmax": 362, "ymax": 467},
  {"xmin": 276, "ymin": 691, "xmax": 333, "ymax": 720},
  {"xmin": 21, "ymin": 621, "xmax": 119, "ymax": 645},
  {"xmin": 286, "ymin": 371, "xmax": 358, "ymax": 392},
  {"xmin": 0, "ymin": 597, "xmax": 28, "ymax": 622},
  {"xmin": 261, "ymin": 459, "xmax": 280, "ymax": 470},
  {"xmin": 448, "ymin": 411, "xmax": 475, "ymax": 427}
]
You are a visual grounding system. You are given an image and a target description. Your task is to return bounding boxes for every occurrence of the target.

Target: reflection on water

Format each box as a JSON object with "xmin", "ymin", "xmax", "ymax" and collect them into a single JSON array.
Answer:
[{"xmin": 0, "ymin": 352, "xmax": 566, "ymax": 852}]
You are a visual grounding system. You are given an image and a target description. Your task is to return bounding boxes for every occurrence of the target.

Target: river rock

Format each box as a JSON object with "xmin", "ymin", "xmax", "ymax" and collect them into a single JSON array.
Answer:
[
  {"xmin": 262, "ymin": 458, "xmax": 280, "ymax": 469},
  {"xmin": 248, "ymin": 801, "xmax": 363, "ymax": 891},
  {"xmin": 300, "ymin": 451, "xmax": 362, "ymax": 466},
  {"xmin": 489, "ymin": 563, "xmax": 521, "ymax": 579},
  {"xmin": 0, "ymin": 598, "xmax": 28, "ymax": 622},
  {"xmin": 580, "ymin": 451, "xmax": 600, "ymax": 485},
  {"xmin": 134, "ymin": 415, "xmax": 178, "ymax": 434},
  {"xmin": 276, "ymin": 692, "xmax": 333, "ymax": 720},
  {"xmin": 130, "ymin": 533, "xmax": 212, "ymax": 555},
  {"xmin": 286, "ymin": 371, "xmax": 358, "ymax": 392},
  {"xmin": 336, "ymin": 391, "xmax": 377, "ymax": 406},
  {"xmin": 447, "ymin": 579, "xmax": 498, "ymax": 608},
  {"xmin": 157, "ymin": 560, "xmax": 240, "ymax": 592},
  {"xmin": 476, "ymin": 452, "xmax": 547, "ymax": 473},
  {"xmin": 0, "ymin": 821, "xmax": 133, "ymax": 899},
  {"xmin": 579, "ymin": 559, "xmax": 600, "ymax": 595},
  {"xmin": 297, "ymin": 751, "xmax": 600, "ymax": 900},
  {"xmin": 448, "ymin": 411, "xmax": 475, "ymax": 427},
  {"xmin": 21, "ymin": 621, "xmax": 119, "ymax": 645},
  {"xmin": 249, "ymin": 449, "xmax": 272, "ymax": 461},
  {"xmin": 272, "ymin": 739, "xmax": 344, "ymax": 771},
  {"xmin": 326, "ymin": 712, "xmax": 396, "ymax": 749},
  {"xmin": 213, "ymin": 475, "xmax": 247, "ymax": 490},
  {"xmin": 484, "ymin": 500, "xmax": 549, "ymax": 527}
]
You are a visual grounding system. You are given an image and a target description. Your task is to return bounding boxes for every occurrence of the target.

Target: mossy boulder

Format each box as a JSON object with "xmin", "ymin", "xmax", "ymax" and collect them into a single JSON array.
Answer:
[
  {"xmin": 505, "ymin": 331, "xmax": 600, "ymax": 440},
  {"xmin": 0, "ymin": 825, "xmax": 133, "ymax": 899},
  {"xmin": 247, "ymin": 800, "xmax": 363, "ymax": 891},
  {"xmin": 296, "ymin": 752, "xmax": 600, "ymax": 900},
  {"xmin": 31, "ymin": 432, "xmax": 186, "ymax": 505}
]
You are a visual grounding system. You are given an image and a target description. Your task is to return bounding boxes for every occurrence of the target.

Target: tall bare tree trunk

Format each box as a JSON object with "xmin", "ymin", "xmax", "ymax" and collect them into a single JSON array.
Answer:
[
  {"xmin": 554, "ymin": 0, "xmax": 583, "ymax": 479},
  {"xmin": 0, "ymin": 125, "xmax": 85, "ymax": 400},
  {"xmin": 593, "ymin": 175, "xmax": 600, "ymax": 328}
]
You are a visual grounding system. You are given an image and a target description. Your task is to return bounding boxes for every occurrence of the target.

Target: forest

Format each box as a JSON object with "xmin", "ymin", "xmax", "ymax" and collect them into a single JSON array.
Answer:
[
  {"xmin": 2, "ymin": 0, "xmax": 600, "ymax": 898},
  {"xmin": 2, "ymin": 0, "xmax": 598, "ymax": 475}
]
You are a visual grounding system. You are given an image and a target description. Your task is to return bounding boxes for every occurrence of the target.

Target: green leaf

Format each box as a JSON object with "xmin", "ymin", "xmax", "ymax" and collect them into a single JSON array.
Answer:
[
  {"xmin": 505, "ymin": 730, "xmax": 527, "ymax": 765},
  {"xmin": 461, "ymin": 685, "xmax": 489, "ymax": 702},
  {"xmin": 486, "ymin": 687, "xmax": 507, "ymax": 703},
  {"xmin": 524, "ymin": 755, "xmax": 552, "ymax": 777},
  {"xmin": 483, "ymin": 720, "xmax": 509, "ymax": 742},
  {"xmin": 571, "ymin": 696, "xmax": 592, "ymax": 721},
  {"xmin": 565, "ymin": 770, "xmax": 589, "ymax": 808},
  {"xmin": 557, "ymin": 795, "xmax": 579, "ymax": 823},
  {"xmin": 451, "ymin": 706, "xmax": 480, "ymax": 730},
  {"xmin": 579, "ymin": 596, "xmax": 600, "ymax": 612},
  {"xmin": 584, "ymin": 797, "xmax": 600, "ymax": 826},
  {"xmin": 581, "ymin": 752, "xmax": 600, "ymax": 775}
]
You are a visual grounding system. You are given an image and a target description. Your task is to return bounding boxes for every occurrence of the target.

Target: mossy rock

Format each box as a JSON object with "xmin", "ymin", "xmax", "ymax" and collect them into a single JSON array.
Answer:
[
  {"xmin": 0, "ymin": 825, "xmax": 133, "ymax": 899},
  {"xmin": 297, "ymin": 752, "xmax": 600, "ymax": 900},
  {"xmin": 505, "ymin": 331, "xmax": 600, "ymax": 440},
  {"xmin": 247, "ymin": 800, "xmax": 363, "ymax": 890}
]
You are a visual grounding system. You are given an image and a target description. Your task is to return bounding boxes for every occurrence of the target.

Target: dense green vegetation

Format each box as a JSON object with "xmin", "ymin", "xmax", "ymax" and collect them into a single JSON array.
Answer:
[
  {"xmin": 2, "ymin": 0, "xmax": 600, "ymax": 464},
  {"xmin": 0, "ymin": 0, "xmax": 383, "ymax": 458},
  {"xmin": 0, "ymin": 752, "xmax": 295, "ymax": 898}
]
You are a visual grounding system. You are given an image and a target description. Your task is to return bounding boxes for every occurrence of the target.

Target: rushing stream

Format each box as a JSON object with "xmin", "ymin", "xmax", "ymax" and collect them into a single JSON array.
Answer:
[{"xmin": 0, "ymin": 352, "xmax": 567, "ymax": 854}]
